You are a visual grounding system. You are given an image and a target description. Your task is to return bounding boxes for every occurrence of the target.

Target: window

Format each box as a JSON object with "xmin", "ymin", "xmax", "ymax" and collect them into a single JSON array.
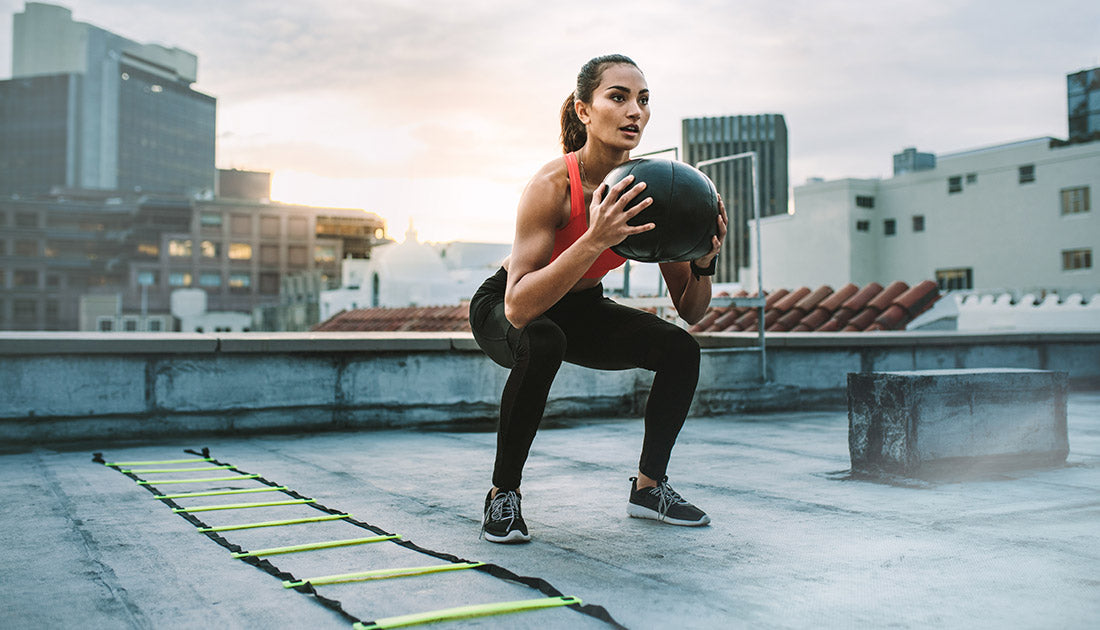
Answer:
[
  {"xmin": 1019, "ymin": 164, "xmax": 1035, "ymax": 184},
  {"xmin": 15, "ymin": 240, "xmax": 37, "ymax": 256},
  {"xmin": 14, "ymin": 299, "xmax": 36, "ymax": 321},
  {"xmin": 168, "ymin": 272, "xmax": 192, "ymax": 287},
  {"xmin": 229, "ymin": 273, "xmax": 251, "ymax": 292},
  {"xmin": 200, "ymin": 212, "xmax": 223, "ymax": 230},
  {"xmin": 948, "ymin": 176, "xmax": 962, "ymax": 194},
  {"xmin": 884, "ymin": 219, "xmax": 896, "ymax": 236},
  {"xmin": 260, "ymin": 244, "xmax": 279, "ymax": 265},
  {"xmin": 45, "ymin": 274, "xmax": 60, "ymax": 288},
  {"xmin": 966, "ymin": 173, "xmax": 977, "ymax": 184},
  {"xmin": 123, "ymin": 318, "xmax": 138, "ymax": 332},
  {"xmin": 855, "ymin": 195, "xmax": 875, "ymax": 208},
  {"xmin": 148, "ymin": 320, "xmax": 163, "ymax": 332},
  {"xmin": 169, "ymin": 239, "xmax": 192, "ymax": 257},
  {"xmin": 1061, "ymin": 187, "xmax": 1090, "ymax": 215},
  {"xmin": 14, "ymin": 269, "xmax": 38, "ymax": 287},
  {"xmin": 912, "ymin": 215, "xmax": 925, "ymax": 232},
  {"xmin": 15, "ymin": 212, "xmax": 37, "ymax": 228},
  {"xmin": 137, "ymin": 271, "xmax": 158, "ymax": 286},
  {"xmin": 288, "ymin": 245, "xmax": 308, "ymax": 266},
  {"xmin": 231, "ymin": 214, "xmax": 251, "ymax": 236},
  {"xmin": 137, "ymin": 242, "xmax": 159, "ymax": 258},
  {"xmin": 228, "ymin": 243, "xmax": 253, "ymax": 260},
  {"xmin": 261, "ymin": 216, "xmax": 280, "ymax": 238},
  {"xmin": 45, "ymin": 299, "xmax": 59, "ymax": 322},
  {"xmin": 856, "ymin": 220, "xmax": 870, "ymax": 232},
  {"xmin": 199, "ymin": 273, "xmax": 221, "ymax": 287},
  {"xmin": 1062, "ymin": 248, "xmax": 1092, "ymax": 271},
  {"xmin": 288, "ymin": 217, "xmax": 308, "ymax": 238},
  {"xmin": 258, "ymin": 273, "xmax": 278, "ymax": 294},
  {"xmin": 936, "ymin": 268, "xmax": 973, "ymax": 291},
  {"xmin": 200, "ymin": 240, "xmax": 220, "ymax": 259},
  {"xmin": 97, "ymin": 317, "xmax": 114, "ymax": 331},
  {"xmin": 315, "ymin": 245, "xmax": 337, "ymax": 265}
]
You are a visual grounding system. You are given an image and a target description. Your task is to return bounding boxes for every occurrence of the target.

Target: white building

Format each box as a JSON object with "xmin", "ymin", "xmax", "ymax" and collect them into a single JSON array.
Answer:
[
  {"xmin": 752, "ymin": 137, "xmax": 1099, "ymax": 294},
  {"xmin": 320, "ymin": 225, "xmax": 511, "ymax": 320}
]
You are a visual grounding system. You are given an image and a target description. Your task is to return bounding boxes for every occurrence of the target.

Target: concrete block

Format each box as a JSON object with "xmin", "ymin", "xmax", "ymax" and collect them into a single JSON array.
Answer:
[{"xmin": 848, "ymin": 368, "xmax": 1068, "ymax": 476}]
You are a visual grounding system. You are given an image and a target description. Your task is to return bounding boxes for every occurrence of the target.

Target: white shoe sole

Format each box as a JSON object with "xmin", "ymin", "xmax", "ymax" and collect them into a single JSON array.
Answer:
[
  {"xmin": 627, "ymin": 502, "xmax": 711, "ymax": 526},
  {"xmin": 483, "ymin": 529, "xmax": 531, "ymax": 543}
]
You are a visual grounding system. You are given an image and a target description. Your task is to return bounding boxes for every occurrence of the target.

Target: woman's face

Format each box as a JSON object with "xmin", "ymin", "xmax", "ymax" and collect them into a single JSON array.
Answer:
[{"xmin": 577, "ymin": 63, "xmax": 650, "ymax": 151}]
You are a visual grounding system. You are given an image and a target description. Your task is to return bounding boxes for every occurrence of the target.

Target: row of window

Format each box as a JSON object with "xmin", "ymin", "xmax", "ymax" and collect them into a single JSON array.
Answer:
[
  {"xmin": 163, "ymin": 240, "xmax": 338, "ymax": 265},
  {"xmin": 934, "ymin": 249, "xmax": 1093, "ymax": 291},
  {"xmin": 199, "ymin": 212, "xmax": 311, "ymax": 239},
  {"xmin": 0, "ymin": 297, "xmax": 61, "ymax": 322},
  {"xmin": 856, "ymin": 216, "xmax": 925, "ymax": 235},
  {"xmin": 854, "ymin": 186, "xmax": 1090, "ymax": 218},
  {"xmin": 948, "ymin": 165, "xmax": 1035, "ymax": 195}
]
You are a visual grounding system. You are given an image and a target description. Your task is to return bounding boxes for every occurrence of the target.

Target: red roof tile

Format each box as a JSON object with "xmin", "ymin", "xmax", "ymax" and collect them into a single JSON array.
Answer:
[
  {"xmin": 696, "ymin": 281, "xmax": 939, "ymax": 334},
  {"xmin": 314, "ymin": 281, "xmax": 940, "ymax": 334}
]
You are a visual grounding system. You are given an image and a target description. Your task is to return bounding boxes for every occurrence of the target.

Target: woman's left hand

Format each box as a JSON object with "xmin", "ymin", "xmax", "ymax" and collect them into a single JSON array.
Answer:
[{"xmin": 694, "ymin": 194, "xmax": 728, "ymax": 268}]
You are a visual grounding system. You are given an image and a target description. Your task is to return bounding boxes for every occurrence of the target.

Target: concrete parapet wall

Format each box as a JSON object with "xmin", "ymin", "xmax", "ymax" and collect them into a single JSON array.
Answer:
[{"xmin": 1, "ymin": 331, "xmax": 1098, "ymax": 445}]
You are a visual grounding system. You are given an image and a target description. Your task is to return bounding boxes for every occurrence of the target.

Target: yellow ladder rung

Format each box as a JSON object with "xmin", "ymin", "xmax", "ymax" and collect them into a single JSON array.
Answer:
[
  {"xmin": 232, "ymin": 535, "xmax": 401, "ymax": 558},
  {"xmin": 198, "ymin": 514, "xmax": 350, "ymax": 532},
  {"xmin": 283, "ymin": 562, "xmax": 483, "ymax": 588},
  {"xmin": 172, "ymin": 499, "xmax": 314, "ymax": 513},
  {"xmin": 155, "ymin": 487, "xmax": 287, "ymax": 500},
  {"xmin": 138, "ymin": 475, "xmax": 260, "ymax": 485},
  {"xmin": 352, "ymin": 595, "xmax": 582, "ymax": 629},
  {"xmin": 106, "ymin": 458, "xmax": 213, "ymax": 467},
  {"xmin": 122, "ymin": 465, "xmax": 235, "ymax": 474}
]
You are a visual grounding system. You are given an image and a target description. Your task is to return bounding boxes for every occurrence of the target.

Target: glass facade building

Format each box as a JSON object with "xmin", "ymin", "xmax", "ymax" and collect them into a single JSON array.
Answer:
[
  {"xmin": 682, "ymin": 114, "xmax": 789, "ymax": 283},
  {"xmin": 1068, "ymin": 67, "xmax": 1100, "ymax": 142},
  {"xmin": 0, "ymin": 3, "xmax": 216, "ymax": 197}
]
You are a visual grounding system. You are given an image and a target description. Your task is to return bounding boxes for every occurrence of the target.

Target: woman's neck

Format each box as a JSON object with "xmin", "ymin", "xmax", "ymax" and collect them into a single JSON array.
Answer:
[{"xmin": 576, "ymin": 144, "xmax": 631, "ymax": 187}]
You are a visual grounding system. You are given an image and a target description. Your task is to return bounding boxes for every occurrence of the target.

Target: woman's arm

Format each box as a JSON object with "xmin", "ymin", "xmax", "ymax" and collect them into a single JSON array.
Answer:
[
  {"xmin": 660, "ymin": 196, "xmax": 729, "ymax": 325},
  {"xmin": 504, "ymin": 163, "xmax": 654, "ymax": 329}
]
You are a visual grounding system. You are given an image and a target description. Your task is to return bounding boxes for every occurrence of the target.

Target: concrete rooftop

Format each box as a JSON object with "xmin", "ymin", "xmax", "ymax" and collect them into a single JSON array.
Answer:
[{"xmin": 3, "ymin": 393, "xmax": 1099, "ymax": 629}]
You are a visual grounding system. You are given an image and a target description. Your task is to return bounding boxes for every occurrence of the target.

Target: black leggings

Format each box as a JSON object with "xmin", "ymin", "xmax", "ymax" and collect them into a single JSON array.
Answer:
[{"xmin": 469, "ymin": 267, "xmax": 700, "ymax": 490}]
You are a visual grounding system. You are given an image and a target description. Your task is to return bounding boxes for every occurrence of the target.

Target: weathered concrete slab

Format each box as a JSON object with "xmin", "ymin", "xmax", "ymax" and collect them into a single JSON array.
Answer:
[{"xmin": 848, "ymin": 368, "xmax": 1069, "ymax": 477}]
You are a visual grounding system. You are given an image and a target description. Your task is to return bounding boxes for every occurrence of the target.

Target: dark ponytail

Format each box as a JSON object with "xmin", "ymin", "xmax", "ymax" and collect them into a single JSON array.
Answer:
[{"xmin": 559, "ymin": 54, "xmax": 640, "ymax": 154}]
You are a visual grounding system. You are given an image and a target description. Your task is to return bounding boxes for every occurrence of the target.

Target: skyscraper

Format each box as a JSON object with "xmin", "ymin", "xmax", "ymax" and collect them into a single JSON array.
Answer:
[
  {"xmin": 682, "ymin": 114, "xmax": 788, "ymax": 283},
  {"xmin": 0, "ymin": 2, "xmax": 216, "ymax": 197}
]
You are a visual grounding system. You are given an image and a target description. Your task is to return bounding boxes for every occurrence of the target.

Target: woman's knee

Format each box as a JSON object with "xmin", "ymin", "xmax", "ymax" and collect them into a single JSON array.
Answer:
[
  {"xmin": 513, "ymin": 318, "xmax": 567, "ymax": 364},
  {"xmin": 651, "ymin": 324, "xmax": 700, "ymax": 369}
]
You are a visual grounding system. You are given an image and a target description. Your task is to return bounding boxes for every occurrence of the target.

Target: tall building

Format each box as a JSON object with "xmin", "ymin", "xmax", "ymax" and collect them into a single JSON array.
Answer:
[
  {"xmin": 1068, "ymin": 66, "xmax": 1100, "ymax": 142},
  {"xmin": 682, "ymin": 114, "xmax": 788, "ymax": 284},
  {"xmin": 0, "ymin": 2, "xmax": 215, "ymax": 197}
]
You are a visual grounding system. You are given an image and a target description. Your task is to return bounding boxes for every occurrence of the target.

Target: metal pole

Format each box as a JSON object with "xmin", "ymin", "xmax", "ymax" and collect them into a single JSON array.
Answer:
[{"xmin": 695, "ymin": 151, "xmax": 768, "ymax": 383}]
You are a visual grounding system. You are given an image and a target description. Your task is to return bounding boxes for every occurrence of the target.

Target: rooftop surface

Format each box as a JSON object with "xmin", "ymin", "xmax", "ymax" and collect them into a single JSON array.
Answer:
[{"xmin": 3, "ymin": 393, "xmax": 1098, "ymax": 629}]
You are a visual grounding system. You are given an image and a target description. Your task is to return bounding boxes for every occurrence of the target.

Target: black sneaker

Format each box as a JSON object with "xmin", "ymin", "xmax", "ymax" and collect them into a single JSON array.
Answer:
[
  {"xmin": 482, "ymin": 489, "xmax": 531, "ymax": 543},
  {"xmin": 627, "ymin": 477, "xmax": 711, "ymax": 526}
]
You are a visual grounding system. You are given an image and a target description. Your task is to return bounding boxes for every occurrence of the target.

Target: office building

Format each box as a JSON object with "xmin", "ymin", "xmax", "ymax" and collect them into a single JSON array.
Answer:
[
  {"xmin": 0, "ymin": 170, "xmax": 387, "ymax": 331},
  {"xmin": 682, "ymin": 114, "xmax": 788, "ymax": 283},
  {"xmin": 0, "ymin": 2, "xmax": 215, "ymax": 197}
]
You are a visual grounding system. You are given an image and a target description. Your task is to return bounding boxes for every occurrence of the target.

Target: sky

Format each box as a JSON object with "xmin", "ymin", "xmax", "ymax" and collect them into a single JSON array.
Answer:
[{"xmin": 1, "ymin": 0, "xmax": 1097, "ymax": 243}]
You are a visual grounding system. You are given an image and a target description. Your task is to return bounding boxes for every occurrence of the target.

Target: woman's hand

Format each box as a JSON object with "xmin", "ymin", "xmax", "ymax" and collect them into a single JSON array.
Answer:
[
  {"xmin": 583, "ymin": 174, "xmax": 655, "ymax": 249},
  {"xmin": 694, "ymin": 194, "xmax": 728, "ymax": 268}
]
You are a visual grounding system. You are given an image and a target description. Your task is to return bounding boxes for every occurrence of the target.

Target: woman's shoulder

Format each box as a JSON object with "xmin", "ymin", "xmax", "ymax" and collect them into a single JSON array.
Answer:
[{"xmin": 524, "ymin": 154, "xmax": 570, "ymax": 199}]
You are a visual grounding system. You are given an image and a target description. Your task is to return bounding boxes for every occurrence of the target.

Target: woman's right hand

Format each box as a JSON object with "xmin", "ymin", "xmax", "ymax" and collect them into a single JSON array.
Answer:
[{"xmin": 584, "ymin": 174, "xmax": 656, "ymax": 249}]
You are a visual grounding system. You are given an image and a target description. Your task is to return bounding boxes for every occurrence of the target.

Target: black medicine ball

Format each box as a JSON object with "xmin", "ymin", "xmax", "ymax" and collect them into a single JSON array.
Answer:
[{"xmin": 603, "ymin": 158, "xmax": 720, "ymax": 263}]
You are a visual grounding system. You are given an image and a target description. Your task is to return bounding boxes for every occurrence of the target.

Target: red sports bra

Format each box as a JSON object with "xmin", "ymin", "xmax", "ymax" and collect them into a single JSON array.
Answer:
[{"xmin": 549, "ymin": 152, "xmax": 627, "ymax": 279}]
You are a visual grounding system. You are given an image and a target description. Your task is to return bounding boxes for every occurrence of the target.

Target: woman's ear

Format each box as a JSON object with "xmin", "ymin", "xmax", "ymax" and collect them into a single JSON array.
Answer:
[{"xmin": 575, "ymin": 98, "xmax": 591, "ymax": 125}]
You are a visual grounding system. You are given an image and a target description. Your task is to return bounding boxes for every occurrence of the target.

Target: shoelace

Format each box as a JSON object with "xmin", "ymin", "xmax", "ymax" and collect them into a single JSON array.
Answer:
[
  {"xmin": 650, "ymin": 481, "xmax": 687, "ymax": 518},
  {"xmin": 489, "ymin": 491, "xmax": 521, "ymax": 523}
]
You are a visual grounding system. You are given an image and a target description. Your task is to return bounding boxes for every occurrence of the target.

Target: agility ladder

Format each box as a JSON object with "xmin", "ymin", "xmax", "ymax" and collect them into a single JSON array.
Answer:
[{"xmin": 94, "ymin": 448, "xmax": 626, "ymax": 629}]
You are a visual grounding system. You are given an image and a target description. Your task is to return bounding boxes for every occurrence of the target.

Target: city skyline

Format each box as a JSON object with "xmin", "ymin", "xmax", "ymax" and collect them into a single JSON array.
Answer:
[{"xmin": 2, "ymin": 0, "xmax": 1097, "ymax": 243}]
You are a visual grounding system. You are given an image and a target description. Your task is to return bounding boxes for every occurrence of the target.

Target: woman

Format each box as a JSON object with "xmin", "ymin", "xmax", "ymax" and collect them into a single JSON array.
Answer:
[{"xmin": 469, "ymin": 54, "xmax": 727, "ymax": 543}]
